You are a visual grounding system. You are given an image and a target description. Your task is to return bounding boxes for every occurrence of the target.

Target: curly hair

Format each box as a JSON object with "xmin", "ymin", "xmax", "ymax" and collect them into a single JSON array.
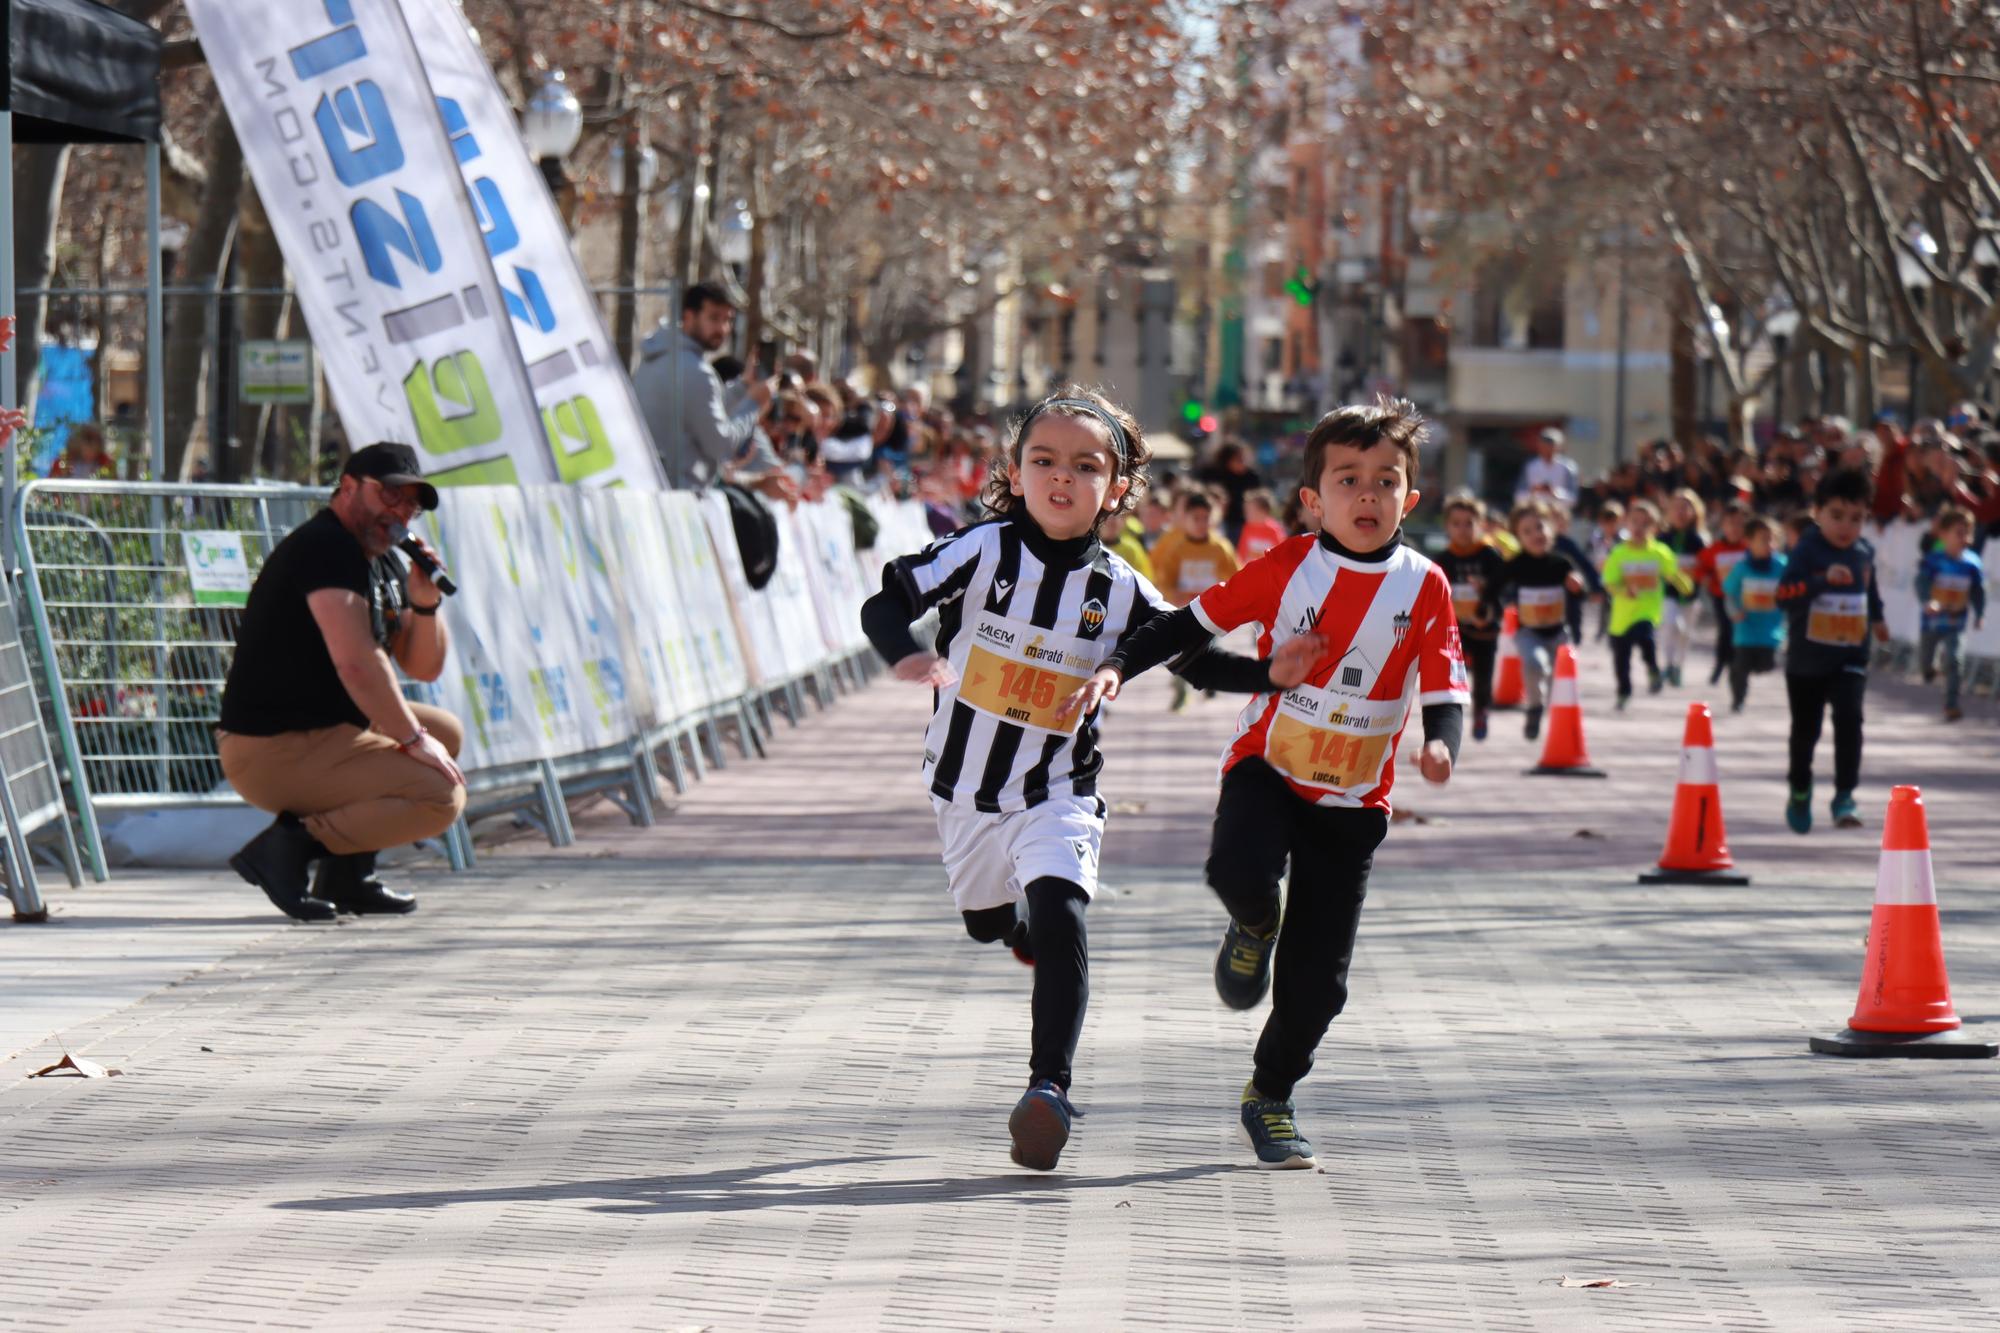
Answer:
[{"xmin": 980, "ymin": 385, "xmax": 1151, "ymax": 524}]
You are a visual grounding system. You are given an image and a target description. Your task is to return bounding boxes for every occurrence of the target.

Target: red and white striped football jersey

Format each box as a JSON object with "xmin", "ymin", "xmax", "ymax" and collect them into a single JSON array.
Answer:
[{"xmin": 1191, "ymin": 535, "xmax": 1469, "ymax": 811}]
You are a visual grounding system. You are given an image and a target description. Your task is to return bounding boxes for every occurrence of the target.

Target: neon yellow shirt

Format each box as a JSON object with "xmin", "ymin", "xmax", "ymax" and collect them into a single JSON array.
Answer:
[{"xmin": 1602, "ymin": 539, "xmax": 1696, "ymax": 635}]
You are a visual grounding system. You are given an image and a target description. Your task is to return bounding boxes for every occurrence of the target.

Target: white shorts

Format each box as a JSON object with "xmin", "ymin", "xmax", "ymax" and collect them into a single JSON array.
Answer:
[{"xmin": 930, "ymin": 792, "xmax": 1105, "ymax": 913}]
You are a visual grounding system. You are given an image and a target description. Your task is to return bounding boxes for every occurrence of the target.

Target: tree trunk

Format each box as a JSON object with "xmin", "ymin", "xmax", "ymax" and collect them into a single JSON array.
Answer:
[
  {"xmin": 11, "ymin": 144, "xmax": 70, "ymax": 406},
  {"xmin": 743, "ymin": 210, "xmax": 767, "ymax": 357},
  {"xmin": 235, "ymin": 184, "xmax": 290, "ymax": 479},
  {"xmin": 164, "ymin": 104, "xmax": 244, "ymax": 481},
  {"xmin": 1669, "ymin": 285, "xmax": 1698, "ymax": 449},
  {"xmin": 612, "ymin": 118, "xmax": 643, "ymax": 368}
]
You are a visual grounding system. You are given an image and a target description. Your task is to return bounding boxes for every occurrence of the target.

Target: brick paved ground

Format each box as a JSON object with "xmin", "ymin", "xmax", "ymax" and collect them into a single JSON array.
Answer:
[{"xmin": 3, "ymin": 635, "xmax": 1997, "ymax": 1330}]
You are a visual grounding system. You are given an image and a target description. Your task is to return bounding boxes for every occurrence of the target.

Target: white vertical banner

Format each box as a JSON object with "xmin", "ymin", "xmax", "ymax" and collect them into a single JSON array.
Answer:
[
  {"xmin": 184, "ymin": 0, "xmax": 555, "ymax": 487},
  {"xmin": 669, "ymin": 492, "xmax": 754, "ymax": 700},
  {"xmin": 400, "ymin": 0, "xmax": 666, "ymax": 489}
]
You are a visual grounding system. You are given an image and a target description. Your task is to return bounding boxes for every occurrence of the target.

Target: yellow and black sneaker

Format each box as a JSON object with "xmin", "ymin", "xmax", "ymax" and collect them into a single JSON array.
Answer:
[
  {"xmin": 1214, "ymin": 917, "xmax": 1276, "ymax": 1010},
  {"xmin": 1238, "ymin": 1082, "xmax": 1316, "ymax": 1170}
]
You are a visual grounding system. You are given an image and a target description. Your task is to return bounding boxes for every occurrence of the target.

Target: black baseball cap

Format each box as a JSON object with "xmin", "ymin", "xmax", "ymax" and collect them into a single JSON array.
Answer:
[{"xmin": 343, "ymin": 442, "xmax": 439, "ymax": 511}]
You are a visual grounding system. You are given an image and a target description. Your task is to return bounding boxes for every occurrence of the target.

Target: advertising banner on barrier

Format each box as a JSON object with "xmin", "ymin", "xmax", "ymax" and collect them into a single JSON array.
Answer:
[
  {"xmin": 595, "ymin": 490, "xmax": 701, "ymax": 727},
  {"xmin": 400, "ymin": 0, "xmax": 665, "ymax": 490},
  {"xmin": 410, "ymin": 490, "xmax": 548, "ymax": 769},
  {"xmin": 665, "ymin": 492, "xmax": 754, "ymax": 703},
  {"xmin": 523, "ymin": 489, "xmax": 635, "ymax": 751},
  {"xmin": 185, "ymin": 0, "xmax": 555, "ymax": 487}
]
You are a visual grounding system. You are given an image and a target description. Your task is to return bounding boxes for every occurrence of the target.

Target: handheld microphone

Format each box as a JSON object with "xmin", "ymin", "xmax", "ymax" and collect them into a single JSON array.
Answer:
[{"xmin": 391, "ymin": 524, "xmax": 457, "ymax": 597}]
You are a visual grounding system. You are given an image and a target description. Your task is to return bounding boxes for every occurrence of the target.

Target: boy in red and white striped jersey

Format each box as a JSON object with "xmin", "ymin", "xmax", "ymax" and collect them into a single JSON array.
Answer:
[{"xmin": 1058, "ymin": 398, "xmax": 1468, "ymax": 1169}]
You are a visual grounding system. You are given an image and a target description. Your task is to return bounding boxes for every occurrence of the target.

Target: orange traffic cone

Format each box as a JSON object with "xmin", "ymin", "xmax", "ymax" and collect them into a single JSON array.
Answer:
[
  {"xmin": 1523, "ymin": 644, "xmax": 1605, "ymax": 778},
  {"xmin": 1491, "ymin": 606, "xmax": 1524, "ymax": 708},
  {"xmin": 1810, "ymin": 786, "xmax": 1996, "ymax": 1058},
  {"xmin": 1638, "ymin": 703, "xmax": 1748, "ymax": 884}
]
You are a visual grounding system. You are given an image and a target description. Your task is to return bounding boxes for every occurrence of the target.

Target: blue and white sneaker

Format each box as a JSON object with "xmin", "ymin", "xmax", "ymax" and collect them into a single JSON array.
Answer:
[
  {"xmin": 1786, "ymin": 789, "xmax": 1812, "ymax": 835},
  {"xmin": 1831, "ymin": 791, "xmax": 1862, "ymax": 828},
  {"xmin": 1009, "ymin": 1080, "xmax": 1081, "ymax": 1171},
  {"xmin": 1239, "ymin": 1083, "xmax": 1317, "ymax": 1169}
]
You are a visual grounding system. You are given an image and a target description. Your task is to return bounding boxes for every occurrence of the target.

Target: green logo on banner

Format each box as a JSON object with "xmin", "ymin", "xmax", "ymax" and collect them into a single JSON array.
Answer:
[
  {"xmin": 406, "ymin": 352, "xmax": 502, "ymax": 455},
  {"xmin": 543, "ymin": 394, "xmax": 616, "ymax": 483}
]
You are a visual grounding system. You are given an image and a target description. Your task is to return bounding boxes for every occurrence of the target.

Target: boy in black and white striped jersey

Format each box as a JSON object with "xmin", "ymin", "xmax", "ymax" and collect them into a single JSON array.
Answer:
[{"xmin": 861, "ymin": 387, "xmax": 1322, "ymax": 1172}]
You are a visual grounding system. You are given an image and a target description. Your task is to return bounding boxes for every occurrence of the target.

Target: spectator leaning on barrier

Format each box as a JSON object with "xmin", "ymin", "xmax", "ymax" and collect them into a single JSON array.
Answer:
[
  {"xmin": 634, "ymin": 280, "xmax": 796, "ymax": 503},
  {"xmin": 217, "ymin": 444, "xmax": 466, "ymax": 923}
]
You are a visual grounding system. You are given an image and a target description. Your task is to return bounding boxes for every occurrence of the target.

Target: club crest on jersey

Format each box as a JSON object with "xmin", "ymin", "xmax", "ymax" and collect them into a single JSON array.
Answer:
[
  {"xmin": 1079, "ymin": 597, "xmax": 1107, "ymax": 635},
  {"xmin": 1392, "ymin": 609, "xmax": 1412, "ymax": 643}
]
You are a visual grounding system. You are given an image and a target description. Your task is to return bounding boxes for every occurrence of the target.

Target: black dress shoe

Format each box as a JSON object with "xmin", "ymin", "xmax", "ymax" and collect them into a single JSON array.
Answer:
[
  {"xmin": 230, "ymin": 813, "xmax": 336, "ymax": 921},
  {"xmin": 313, "ymin": 850, "xmax": 417, "ymax": 915}
]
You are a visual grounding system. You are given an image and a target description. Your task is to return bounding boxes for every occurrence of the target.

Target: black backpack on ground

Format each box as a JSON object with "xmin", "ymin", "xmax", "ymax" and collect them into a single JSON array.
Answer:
[{"xmin": 716, "ymin": 480, "xmax": 779, "ymax": 589}]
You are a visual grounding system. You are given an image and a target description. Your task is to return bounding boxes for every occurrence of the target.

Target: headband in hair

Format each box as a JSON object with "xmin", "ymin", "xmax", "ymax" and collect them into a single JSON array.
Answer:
[{"xmin": 1019, "ymin": 397, "xmax": 1131, "ymax": 465}]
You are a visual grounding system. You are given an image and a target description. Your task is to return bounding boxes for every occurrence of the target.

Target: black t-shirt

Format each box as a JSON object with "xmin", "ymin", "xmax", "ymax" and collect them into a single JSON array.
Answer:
[{"xmin": 219, "ymin": 509, "xmax": 409, "ymax": 736}]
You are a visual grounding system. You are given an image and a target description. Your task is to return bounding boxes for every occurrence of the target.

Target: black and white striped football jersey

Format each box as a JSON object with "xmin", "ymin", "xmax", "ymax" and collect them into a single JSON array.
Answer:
[{"xmin": 885, "ymin": 514, "xmax": 1175, "ymax": 812}]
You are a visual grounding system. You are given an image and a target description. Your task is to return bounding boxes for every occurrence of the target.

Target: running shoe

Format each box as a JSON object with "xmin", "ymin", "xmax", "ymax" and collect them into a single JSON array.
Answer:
[
  {"xmin": 1945, "ymin": 706, "xmax": 1964, "ymax": 723},
  {"xmin": 1009, "ymin": 1080, "xmax": 1081, "ymax": 1171},
  {"xmin": 1523, "ymin": 707, "xmax": 1543, "ymax": 741},
  {"xmin": 1214, "ymin": 918, "xmax": 1277, "ymax": 1010},
  {"xmin": 1170, "ymin": 678, "xmax": 1191, "ymax": 713},
  {"xmin": 1239, "ymin": 1083, "xmax": 1316, "ymax": 1169},
  {"xmin": 1786, "ymin": 789, "xmax": 1812, "ymax": 835},
  {"xmin": 1667, "ymin": 665, "xmax": 1682, "ymax": 688},
  {"xmin": 1647, "ymin": 668, "xmax": 1664, "ymax": 694},
  {"xmin": 1831, "ymin": 792, "xmax": 1862, "ymax": 828},
  {"xmin": 1472, "ymin": 708, "xmax": 1489, "ymax": 742},
  {"xmin": 1615, "ymin": 692, "xmax": 1631, "ymax": 711}
]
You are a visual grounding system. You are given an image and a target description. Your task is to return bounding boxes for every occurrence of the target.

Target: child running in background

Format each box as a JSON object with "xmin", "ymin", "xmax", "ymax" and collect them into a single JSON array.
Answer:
[
  {"xmin": 1658, "ymin": 489, "xmax": 1708, "ymax": 687},
  {"xmin": 860, "ymin": 387, "xmax": 1319, "ymax": 1172},
  {"xmin": 1722, "ymin": 515, "xmax": 1786, "ymax": 712},
  {"xmin": 1489, "ymin": 498, "xmax": 1589, "ymax": 740},
  {"xmin": 1697, "ymin": 504, "xmax": 1750, "ymax": 685},
  {"xmin": 1916, "ymin": 505, "xmax": 1986, "ymax": 722},
  {"xmin": 1588, "ymin": 499, "xmax": 1626, "ymax": 640},
  {"xmin": 1151, "ymin": 489, "xmax": 1244, "ymax": 710},
  {"xmin": 1238, "ymin": 488, "xmax": 1289, "ymax": 563},
  {"xmin": 1436, "ymin": 495, "xmax": 1507, "ymax": 740},
  {"xmin": 1549, "ymin": 506, "xmax": 1602, "ymax": 647},
  {"xmin": 1098, "ymin": 510, "xmax": 1155, "ymax": 584},
  {"xmin": 1057, "ymin": 397, "xmax": 1466, "ymax": 1170},
  {"xmin": 1601, "ymin": 500, "xmax": 1695, "ymax": 707},
  {"xmin": 1776, "ymin": 468, "xmax": 1888, "ymax": 833}
]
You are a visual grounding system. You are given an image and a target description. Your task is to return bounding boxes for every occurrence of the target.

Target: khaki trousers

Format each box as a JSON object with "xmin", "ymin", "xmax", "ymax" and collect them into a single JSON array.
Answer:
[{"xmin": 219, "ymin": 704, "xmax": 467, "ymax": 855}]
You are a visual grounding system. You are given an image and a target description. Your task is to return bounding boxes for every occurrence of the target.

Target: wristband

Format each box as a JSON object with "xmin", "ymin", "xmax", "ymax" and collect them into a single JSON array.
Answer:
[
  {"xmin": 410, "ymin": 601, "xmax": 441, "ymax": 616},
  {"xmin": 398, "ymin": 726, "xmax": 427, "ymax": 751}
]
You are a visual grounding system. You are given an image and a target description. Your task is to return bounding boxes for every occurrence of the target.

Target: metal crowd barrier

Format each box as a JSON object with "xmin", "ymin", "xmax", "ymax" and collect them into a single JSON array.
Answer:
[{"xmin": 10, "ymin": 479, "xmax": 898, "ymax": 884}]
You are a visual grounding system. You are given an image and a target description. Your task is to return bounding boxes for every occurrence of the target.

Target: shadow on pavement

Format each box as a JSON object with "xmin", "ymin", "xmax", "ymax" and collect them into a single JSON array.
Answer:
[{"xmin": 274, "ymin": 1156, "xmax": 1235, "ymax": 1215}]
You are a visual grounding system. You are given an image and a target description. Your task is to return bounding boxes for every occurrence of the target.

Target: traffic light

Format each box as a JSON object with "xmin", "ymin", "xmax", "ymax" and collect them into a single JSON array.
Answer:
[
  {"xmin": 1182, "ymin": 399, "xmax": 1204, "ymax": 424},
  {"xmin": 1284, "ymin": 264, "xmax": 1318, "ymax": 308}
]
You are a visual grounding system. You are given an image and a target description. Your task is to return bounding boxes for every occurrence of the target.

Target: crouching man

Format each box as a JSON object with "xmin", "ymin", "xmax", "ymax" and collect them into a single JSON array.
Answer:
[{"xmin": 219, "ymin": 443, "xmax": 467, "ymax": 920}]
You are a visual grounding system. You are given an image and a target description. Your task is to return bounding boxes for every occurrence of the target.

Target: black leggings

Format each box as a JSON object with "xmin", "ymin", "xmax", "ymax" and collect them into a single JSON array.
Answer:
[
  {"xmin": 1205, "ymin": 758, "xmax": 1387, "ymax": 1102},
  {"xmin": 1786, "ymin": 670, "xmax": 1866, "ymax": 795},
  {"xmin": 1709, "ymin": 593, "xmax": 1734, "ymax": 680},
  {"xmin": 1461, "ymin": 635, "xmax": 1496, "ymax": 714},
  {"xmin": 1610, "ymin": 621, "xmax": 1658, "ymax": 697},
  {"xmin": 962, "ymin": 877, "xmax": 1089, "ymax": 1090}
]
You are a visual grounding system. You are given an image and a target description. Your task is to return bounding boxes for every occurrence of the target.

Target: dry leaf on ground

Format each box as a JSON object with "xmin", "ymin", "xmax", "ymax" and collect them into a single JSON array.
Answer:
[
  {"xmin": 1557, "ymin": 1275, "xmax": 1648, "ymax": 1289},
  {"xmin": 29, "ymin": 1053, "xmax": 121, "ymax": 1079}
]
